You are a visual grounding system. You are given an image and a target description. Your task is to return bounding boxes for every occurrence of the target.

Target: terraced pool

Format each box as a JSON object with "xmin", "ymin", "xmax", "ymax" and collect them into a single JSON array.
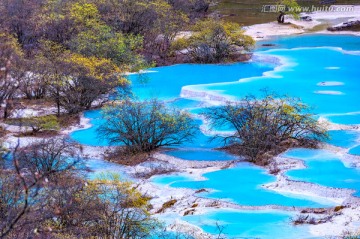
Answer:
[{"xmin": 71, "ymin": 34, "xmax": 360, "ymax": 238}]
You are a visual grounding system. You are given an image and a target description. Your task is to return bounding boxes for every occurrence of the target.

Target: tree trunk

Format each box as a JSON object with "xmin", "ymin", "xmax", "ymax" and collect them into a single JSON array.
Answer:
[
  {"xmin": 3, "ymin": 99, "xmax": 12, "ymax": 119},
  {"xmin": 277, "ymin": 12, "xmax": 285, "ymax": 24}
]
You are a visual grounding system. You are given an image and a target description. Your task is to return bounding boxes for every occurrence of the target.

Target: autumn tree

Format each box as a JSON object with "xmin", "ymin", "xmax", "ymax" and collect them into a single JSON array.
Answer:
[
  {"xmin": 91, "ymin": 0, "xmax": 189, "ymax": 64},
  {"xmin": 0, "ymin": 138, "xmax": 81, "ymax": 238},
  {"xmin": 0, "ymin": 0, "xmax": 42, "ymax": 50},
  {"xmin": 173, "ymin": 19, "xmax": 255, "ymax": 63},
  {"xmin": 0, "ymin": 33, "xmax": 26, "ymax": 118},
  {"xmin": 55, "ymin": 53, "xmax": 128, "ymax": 114},
  {"xmin": 70, "ymin": 174, "xmax": 158, "ymax": 238},
  {"xmin": 31, "ymin": 40, "xmax": 127, "ymax": 115},
  {"xmin": 94, "ymin": 0, "xmax": 153, "ymax": 36},
  {"xmin": 68, "ymin": 2, "xmax": 145, "ymax": 68},
  {"xmin": 142, "ymin": 1, "xmax": 189, "ymax": 64},
  {"xmin": 98, "ymin": 100, "xmax": 197, "ymax": 154},
  {"xmin": 0, "ymin": 139, "xmax": 168, "ymax": 238},
  {"xmin": 35, "ymin": 0, "xmax": 78, "ymax": 45},
  {"xmin": 18, "ymin": 61, "xmax": 49, "ymax": 100},
  {"xmin": 204, "ymin": 91, "xmax": 328, "ymax": 165}
]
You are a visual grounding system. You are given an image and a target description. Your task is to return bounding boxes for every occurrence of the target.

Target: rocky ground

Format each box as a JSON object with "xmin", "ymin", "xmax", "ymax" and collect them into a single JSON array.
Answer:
[{"xmin": 244, "ymin": 5, "xmax": 360, "ymax": 40}]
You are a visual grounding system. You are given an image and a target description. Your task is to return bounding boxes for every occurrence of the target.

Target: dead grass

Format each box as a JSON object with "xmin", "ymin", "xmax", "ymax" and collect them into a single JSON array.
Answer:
[
  {"xmin": 334, "ymin": 205, "xmax": 346, "ymax": 212},
  {"xmin": 105, "ymin": 147, "xmax": 152, "ymax": 166},
  {"xmin": 58, "ymin": 114, "xmax": 80, "ymax": 128},
  {"xmin": 156, "ymin": 199, "xmax": 177, "ymax": 213}
]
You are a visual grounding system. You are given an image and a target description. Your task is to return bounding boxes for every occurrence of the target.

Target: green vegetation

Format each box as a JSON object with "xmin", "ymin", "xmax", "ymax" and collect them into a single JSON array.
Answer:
[
  {"xmin": 0, "ymin": 0, "xmax": 251, "ymax": 119},
  {"xmin": 5, "ymin": 115, "xmax": 60, "ymax": 134},
  {"xmin": 173, "ymin": 19, "xmax": 254, "ymax": 63},
  {"xmin": 0, "ymin": 139, "xmax": 162, "ymax": 238},
  {"xmin": 204, "ymin": 91, "xmax": 328, "ymax": 165},
  {"xmin": 0, "ymin": 1, "xmax": 255, "ymax": 237},
  {"xmin": 98, "ymin": 100, "xmax": 197, "ymax": 154},
  {"xmin": 22, "ymin": 115, "xmax": 60, "ymax": 133},
  {"xmin": 277, "ymin": 0, "xmax": 301, "ymax": 23},
  {"xmin": 0, "ymin": 34, "xmax": 25, "ymax": 119}
]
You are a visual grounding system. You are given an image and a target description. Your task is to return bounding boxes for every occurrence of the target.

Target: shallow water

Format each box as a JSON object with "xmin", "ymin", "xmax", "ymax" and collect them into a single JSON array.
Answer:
[
  {"xmin": 183, "ymin": 209, "xmax": 313, "ymax": 239},
  {"xmin": 349, "ymin": 145, "xmax": 360, "ymax": 156},
  {"xmin": 70, "ymin": 34, "xmax": 360, "ymax": 238},
  {"xmin": 72, "ymin": 35, "xmax": 360, "ymax": 146},
  {"xmin": 128, "ymin": 63, "xmax": 274, "ymax": 101},
  {"xmin": 165, "ymin": 148, "xmax": 238, "ymax": 161},
  {"xmin": 186, "ymin": 46, "xmax": 360, "ymax": 120},
  {"xmin": 326, "ymin": 130, "xmax": 360, "ymax": 148},
  {"xmin": 284, "ymin": 148, "xmax": 360, "ymax": 197},
  {"xmin": 85, "ymin": 158, "xmax": 129, "ymax": 180},
  {"xmin": 152, "ymin": 162, "xmax": 335, "ymax": 207},
  {"xmin": 257, "ymin": 34, "xmax": 360, "ymax": 51},
  {"xmin": 71, "ymin": 110, "xmax": 111, "ymax": 146}
]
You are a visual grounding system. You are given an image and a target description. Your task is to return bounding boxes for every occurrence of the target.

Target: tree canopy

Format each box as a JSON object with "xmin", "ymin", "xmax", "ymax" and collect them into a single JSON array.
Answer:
[
  {"xmin": 0, "ymin": 139, "xmax": 163, "ymax": 238},
  {"xmin": 277, "ymin": 0, "xmax": 301, "ymax": 23},
  {"xmin": 98, "ymin": 100, "xmax": 197, "ymax": 154},
  {"xmin": 0, "ymin": 0, "xmax": 227, "ymax": 118},
  {"xmin": 173, "ymin": 19, "xmax": 255, "ymax": 63},
  {"xmin": 204, "ymin": 91, "xmax": 328, "ymax": 165}
]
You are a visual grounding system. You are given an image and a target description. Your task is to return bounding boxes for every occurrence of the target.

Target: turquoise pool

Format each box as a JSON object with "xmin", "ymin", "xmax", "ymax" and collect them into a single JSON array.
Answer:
[
  {"xmin": 70, "ymin": 34, "xmax": 360, "ymax": 238},
  {"xmin": 349, "ymin": 145, "xmax": 360, "ymax": 156},
  {"xmin": 183, "ymin": 209, "xmax": 313, "ymax": 239},
  {"xmin": 152, "ymin": 162, "xmax": 336, "ymax": 207},
  {"xmin": 185, "ymin": 46, "xmax": 360, "ymax": 118},
  {"xmin": 326, "ymin": 130, "xmax": 360, "ymax": 148},
  {"xmin": 284, "ymin": 148, "xmax": 360, "ymax": 197}
]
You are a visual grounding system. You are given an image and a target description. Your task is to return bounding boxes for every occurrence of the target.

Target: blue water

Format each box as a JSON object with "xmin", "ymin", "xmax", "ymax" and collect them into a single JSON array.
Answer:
[
  {"xmin": 70, "ymin": 111, "xmax": 238, "ymax": 161},
  {"xmin": 69, "ymin": 34, "xmax": 360, "ymax": 238},
  {"xmin": 128, "ymin": 63, "xmax": 274, "ymax": 101},
  {"xmin": 153, "ymin": 162, "xmax": 334, "ymax": 207},
  {"xmin": 183, "ymin": 209, "xmax": 313, "ymax": 239},
  {"xmin": 284, "ymin": 148, "xmax": 360, "ymax": 197},
  {"xmin": 85, "ymin": 158, "xmax": 128, "ymax": 180},
  {"xmin": 326, "ymin": 130, "xmax": 360, "ymax": 148},
  {"xmin": 188, "ymin": 47, "xmax": 360, "ymax": 118},
  {"xmin": 72, "ymin": 36, "xmax": 360, "ymax": 148},
  {"xmin": 152, "ymin": 174, "xmax": 191, "ymax": 185},
  {"xmin": 326, "ymin": 114, "xmax": 360, "ymax": 125},
  {"xmin": 71, "ymin": 110, "xmax": 111, "ymax": 146},
  {"xmin": 349, "ymin": 145, "xmax": 360, "ymax": 156},
  {"xmin": 257, "ymin": 34, "xmax": 360, "ymax": 51}
]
